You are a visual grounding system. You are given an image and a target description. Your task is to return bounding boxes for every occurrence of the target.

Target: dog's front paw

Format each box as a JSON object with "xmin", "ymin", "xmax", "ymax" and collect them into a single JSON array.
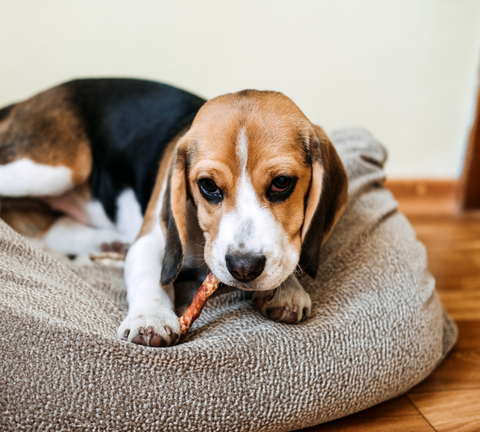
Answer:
[
  {"xmin": 117, "ymin": 308, "xmax": 180, "ymax": 347},
  {"xmin": 253, "ymin": 275, "xmax": 312, "ymax": 323}
]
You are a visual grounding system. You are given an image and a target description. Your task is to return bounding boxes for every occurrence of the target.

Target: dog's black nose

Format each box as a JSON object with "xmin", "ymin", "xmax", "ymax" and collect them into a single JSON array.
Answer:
[{"xmin": 225, "ymin": 253, "xmax": 266, "ymax": 282}]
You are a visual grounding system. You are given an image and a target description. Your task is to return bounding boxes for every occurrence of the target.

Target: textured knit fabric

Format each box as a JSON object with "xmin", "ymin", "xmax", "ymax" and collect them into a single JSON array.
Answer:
[{"xmin": 0, "ymin": 128, "xmax": 456, "ymax": 431}]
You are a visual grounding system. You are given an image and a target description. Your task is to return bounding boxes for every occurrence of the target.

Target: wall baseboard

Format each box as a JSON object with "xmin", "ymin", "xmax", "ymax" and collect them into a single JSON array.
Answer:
[{"xmin": 384, "ymin": 178, "xmax": 460, "ymax": 216}]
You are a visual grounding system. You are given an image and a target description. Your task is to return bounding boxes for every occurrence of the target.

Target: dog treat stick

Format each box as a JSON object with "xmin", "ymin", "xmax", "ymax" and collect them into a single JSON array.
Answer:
[{"xmin": 178, "ymin": 272, "xmax": 221, "ymax": 335}]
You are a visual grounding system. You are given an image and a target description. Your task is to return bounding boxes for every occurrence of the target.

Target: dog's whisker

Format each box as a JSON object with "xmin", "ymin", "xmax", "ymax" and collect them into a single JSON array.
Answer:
[
  {"xmin": 294, "ymin": 263, "xmax": 307, "ymax": 278},
  {"xmin": 266, "ymin": 286, "xmax": 281, "ymax": 304},
  {"xmin": 187, "ymin": 240, "xmax": 206, "ymax": 248}
]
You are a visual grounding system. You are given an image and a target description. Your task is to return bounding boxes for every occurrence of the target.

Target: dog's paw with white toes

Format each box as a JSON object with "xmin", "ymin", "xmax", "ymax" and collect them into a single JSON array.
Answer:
[
  {"xmin": 117, "ymin": 308, "xmax": 180, "ymax": 347},
  {"xmin": 253, "ymin": 274, "xmax": 312, "ymax": 323}
]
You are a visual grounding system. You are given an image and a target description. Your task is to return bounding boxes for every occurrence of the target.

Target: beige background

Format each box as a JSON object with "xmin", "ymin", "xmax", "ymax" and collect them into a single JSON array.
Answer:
[{"xmin": 1, "ymin": 0, "xmax": 480, "ymax": 177}]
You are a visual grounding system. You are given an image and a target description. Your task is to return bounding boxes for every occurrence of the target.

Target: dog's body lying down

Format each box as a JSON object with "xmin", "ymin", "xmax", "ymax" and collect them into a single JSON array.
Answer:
[{"xmin": 0, "ymin": 79, "xmax": 348, "ymax": 347}]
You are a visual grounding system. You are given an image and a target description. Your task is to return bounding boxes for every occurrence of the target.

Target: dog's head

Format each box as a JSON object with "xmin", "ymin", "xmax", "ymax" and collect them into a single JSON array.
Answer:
[{"xmin": 161, "ymin": 90, "xmax": 348, "ymax": 290}]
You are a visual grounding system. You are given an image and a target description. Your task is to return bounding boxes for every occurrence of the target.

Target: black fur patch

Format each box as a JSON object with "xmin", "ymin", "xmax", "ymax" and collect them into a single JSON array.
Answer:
[
  {"xmin": 160, "ymin": 178, "xmax": 184, "ymax": 286},
  {"xmin": 0, "ymin": 104, "xmax": 14, "ymax": 122},
  {"xmin": 63, "ymin": 78, "xmax": 206, "ymax": 221},
  {"xmin": 299, "ymin": 199, "xmax": 324, "ymax": 279}
]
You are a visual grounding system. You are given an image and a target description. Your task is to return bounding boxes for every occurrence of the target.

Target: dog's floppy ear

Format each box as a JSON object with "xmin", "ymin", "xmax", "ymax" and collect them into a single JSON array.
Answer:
[
  {"xmin": 299, "ymin": 125, "xmax": 348, "ymax": 279},
  {"xmin": 160, "ymin": 137, "xmax": 190, "ymax": 286}
]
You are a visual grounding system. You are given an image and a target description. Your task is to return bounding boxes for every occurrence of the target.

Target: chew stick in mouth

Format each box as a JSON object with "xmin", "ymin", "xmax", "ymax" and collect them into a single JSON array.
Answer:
[{"xmin": 178, "ymin": 272, "xmax": 221, "ymax": 335}]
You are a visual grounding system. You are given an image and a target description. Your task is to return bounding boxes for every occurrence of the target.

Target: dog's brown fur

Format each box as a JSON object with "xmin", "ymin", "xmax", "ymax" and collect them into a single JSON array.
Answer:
[{"xmin": 0, "ymin": 86, "xmax": 92, "ymax": 185}]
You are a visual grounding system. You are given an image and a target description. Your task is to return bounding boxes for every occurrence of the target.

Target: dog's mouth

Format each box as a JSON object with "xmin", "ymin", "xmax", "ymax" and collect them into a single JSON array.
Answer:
[
  {"xmin": 210, "ymin": 265, "xmax": 289, "ymax": 292},
  {"xmin": 223, "ymin": 280, "xmax": 270, "ymax": 291}
]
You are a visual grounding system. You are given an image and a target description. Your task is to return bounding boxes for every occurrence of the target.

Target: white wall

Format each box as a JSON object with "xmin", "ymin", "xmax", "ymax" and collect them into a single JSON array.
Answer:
[{"xmin": 1, "ymin": 0, "xmax": 480, "ymax": 177}]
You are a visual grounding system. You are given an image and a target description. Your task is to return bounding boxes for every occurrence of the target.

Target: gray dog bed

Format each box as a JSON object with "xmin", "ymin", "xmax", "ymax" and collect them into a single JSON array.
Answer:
[{"xmin": 0, "ymin": 128, "xmax": 456, "ymax": 431}]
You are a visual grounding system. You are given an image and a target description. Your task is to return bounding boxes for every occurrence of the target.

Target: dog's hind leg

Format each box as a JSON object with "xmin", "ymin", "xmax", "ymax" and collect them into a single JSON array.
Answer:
[
  {"xmin": 0, "ymin": 84, "xmax": 92, "ymax": 198},
  {"xmin": 0, "ymin": 159, "xmax": 74, "ymax": 197}
]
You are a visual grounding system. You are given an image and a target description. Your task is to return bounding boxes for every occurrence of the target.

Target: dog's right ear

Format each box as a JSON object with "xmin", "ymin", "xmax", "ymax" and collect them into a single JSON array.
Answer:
[
  {"xmin": 160, "ymin": 137, "xmax": 190, "ymax": 286},
  {"xmin": 299, "ymin": 125, "xmax": 348, "ymax": 279}
]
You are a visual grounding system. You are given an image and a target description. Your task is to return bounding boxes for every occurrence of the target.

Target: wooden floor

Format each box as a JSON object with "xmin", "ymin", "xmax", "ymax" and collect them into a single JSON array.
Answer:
[{"xmin": 298, "ymin": 213, "xmax": 480, "ymax": 432}]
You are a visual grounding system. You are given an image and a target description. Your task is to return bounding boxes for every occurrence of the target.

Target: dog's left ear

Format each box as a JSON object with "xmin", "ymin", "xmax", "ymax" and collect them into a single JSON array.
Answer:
[
  {"xmin": 299, "ymin": 125, "xmax": 348, "ymax": 279},
  {"xmin": 160, "ymin": 137, "xmax": 190, "ymax": 286}
]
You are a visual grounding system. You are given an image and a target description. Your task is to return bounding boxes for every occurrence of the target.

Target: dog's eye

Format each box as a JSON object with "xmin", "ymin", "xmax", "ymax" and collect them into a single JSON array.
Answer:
[
  {"xmin": 268, "ymin": 176, "xmax": 296, "ymax": 203},
  {"xmin": 198, "ymin": 178, "xmax": 223, "ymax": 203},
  {"xmin": 271, "ymin": 176, "xmax": 292, "ymax": 192},
  {"xmin": 200, "ymin": 179, "xmax": 220, "ymax": 194}
]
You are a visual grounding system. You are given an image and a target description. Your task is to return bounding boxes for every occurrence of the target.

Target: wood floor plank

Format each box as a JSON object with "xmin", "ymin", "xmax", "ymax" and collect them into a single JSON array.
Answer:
[
  {"xmin": 409, "ymin": 318, "xmax": 480, "ymax": 393},
  {"xmin": 302, "ymin": 397, "xmax": 434, "ymax": 432},
  {"xmin": 422, "ymin": 239, "xmax": 480, "ymax": 252},
  {"xmin": 408, "ymin": 390, "xmax": 480, "ymax": 432},
  {"xmin": 435, "ymin": 275, "xmax": 480, "ymax": 292},
  {"xmin": 409, "ymin": 348, "xmax": 480, "ymax": 392},
  {"xmin": 438, "ymin": 291, "xmax": 480, "ymax": 321},
  {"xmin": 408, "ymin": 215, "xmax": 480, "ymax": 241},
  {"xmin": 462, "ymin": 248, "xmax": 480, "ymax": 270},
  {"xmin": 426, "ymin": 250, "xmax": 479, "ymax": 279},
  {"xmin": 455, "ymin": 320, "xmax": 480, "ymax": 350}
]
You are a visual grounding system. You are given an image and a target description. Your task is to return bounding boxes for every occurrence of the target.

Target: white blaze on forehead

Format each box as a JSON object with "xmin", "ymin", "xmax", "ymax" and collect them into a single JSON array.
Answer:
[
  {"xmin": 237, "ymin": 127, "xmax": 249, "ymax": 174},
  {"xmin": 234, "ymin": 127, "xmax": 261, "ymax": 250}
]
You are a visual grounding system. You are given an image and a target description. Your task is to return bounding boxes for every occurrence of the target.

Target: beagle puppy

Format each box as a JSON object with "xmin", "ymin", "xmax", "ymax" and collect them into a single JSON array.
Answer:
[{"xmin": 0, "ymin": 79, "xmax": 348, "ymax": 347}]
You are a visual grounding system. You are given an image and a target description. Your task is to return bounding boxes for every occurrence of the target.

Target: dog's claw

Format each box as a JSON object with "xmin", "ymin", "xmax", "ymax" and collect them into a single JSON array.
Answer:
[{"xmin": 170, "ymin": 333, "xmax": 179, "ymax": 345}]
